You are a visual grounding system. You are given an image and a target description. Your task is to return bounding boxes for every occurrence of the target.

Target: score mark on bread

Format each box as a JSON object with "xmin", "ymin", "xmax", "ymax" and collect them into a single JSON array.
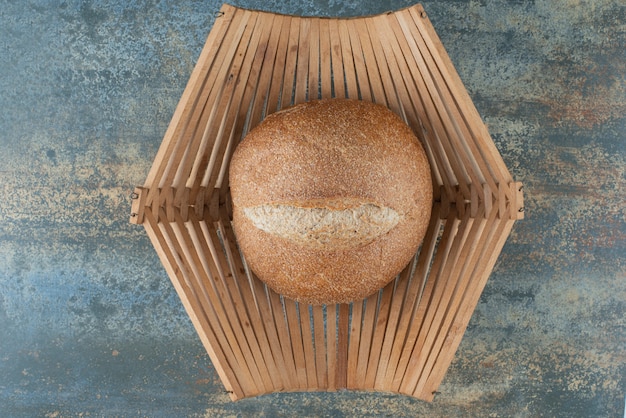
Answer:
[{"xmin": 243, "ymin": 200, "xmax": 401, "ymax": 250}]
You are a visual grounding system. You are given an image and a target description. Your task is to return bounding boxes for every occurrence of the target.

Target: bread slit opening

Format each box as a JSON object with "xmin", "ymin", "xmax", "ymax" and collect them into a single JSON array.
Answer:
[{"xmin": 243, "ymin": 203, "xmax": 400, "ymax": 250}]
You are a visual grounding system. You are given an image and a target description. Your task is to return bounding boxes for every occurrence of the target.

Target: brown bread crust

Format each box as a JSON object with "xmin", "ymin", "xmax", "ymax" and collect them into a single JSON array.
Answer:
[{"xmin": 229, "ymin": 99, "xmax": 432, "ymax": 305}]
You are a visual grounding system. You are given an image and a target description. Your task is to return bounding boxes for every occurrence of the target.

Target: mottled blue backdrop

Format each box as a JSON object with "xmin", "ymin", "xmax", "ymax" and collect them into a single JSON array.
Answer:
[{"xmin": 0, "ymin": 0, "xmax": 624, "ymax": 416}]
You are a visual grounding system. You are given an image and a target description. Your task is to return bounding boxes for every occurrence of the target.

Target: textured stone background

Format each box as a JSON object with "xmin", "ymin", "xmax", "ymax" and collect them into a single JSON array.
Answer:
[{"xmin": 0, "ymin": 0, "xmax": 624, "ymax": 416}]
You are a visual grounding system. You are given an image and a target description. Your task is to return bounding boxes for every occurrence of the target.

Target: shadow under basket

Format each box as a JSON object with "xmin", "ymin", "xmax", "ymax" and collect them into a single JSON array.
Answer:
[{"xmin": 130, "ymin": 3, "xmax": 524, "ymax": 402}]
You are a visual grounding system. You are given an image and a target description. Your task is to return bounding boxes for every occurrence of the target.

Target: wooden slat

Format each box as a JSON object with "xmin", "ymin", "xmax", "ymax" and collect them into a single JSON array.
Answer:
[
  {"xmin": 217, "ymin": 217, "xmax": 285, "ymax": 390},
  {"xmin": 354, "ymin": 291, "xmax": 379, "ymax": 385},
  {"xmin": 318, "ymin": 18, "xmax": 333, "ymax": 99},
  {"xmin": 362, "ymin": 17, "xmax": 402, "ymax": 113},
  {"xmin": 142, "ymin": 208, "xmax": 245, "ymax": 399},
  {"xmin": 170, "ymin": 212, "xmax": 270, "ymax": 394},
  {"xmin": 364, "ymin": 282, "xmax": 395, "ymax": 388},
  {"xmin": 336, "ymin": 303, "xmax": 350, "ymax": 388},
  {"xmin": 411, "ymin": 207, "xmax": 491, "ymax": 396},
  {"xmin": 197, "ymin": 12, "xmax": 265, "ymax": 194},
  {"xmin": 337, "ymin": 19, "xmax": 358, "ymax": 99},
  {"xmin": 284, "ymin": 297, "xmax": 308, "ymax": 388},
  {"xmin": 294, "ymin": 17, "xmax": 311, "ymax": 104},
  {"xmin": 344, "ymin": 19, "xmax": 372, "ymax": 102},
  {"xmin": 211, "ymin": 12, "xmax": 282, "ymax": 193},
  {"xmin": 298, "ymin": 303, "xmax": 318, "ymax": 389},
  {"xmin": 383, "ymin": 11, "xmax": 472, "ymax": 200},
  {"xmin": 161, "ymin": 9, "xmax": 252, "ymax": 198},
  {"xmin": 267, "ymin": 289, "xmax": 300, "ymax": 387},
  {"xmin": 242, "ymin": 261, "xmax": 293, "ymax": 390},
  {"xmin": 308, "ymin": 18, "xmax": 321, "ymax": 101},
  {"xmin": 326, "ymin": 303, "xmax": 338, "ymax": 390},
  {"xmin": 411, "ymin": 208, "xmax": 494, "ymax": 397},
  {"xmin": 419, "ymin": 219, "xmax": 515, "ymax": 399},
  {"xmin": 399, "ymin": 208, "xmax": 475, "ymax": 395},
  {"xmin": 375, "ymin": 13, "xmax": 453, "ymax": 201},
  {"xmin": 312, "ymin": 305, "xmax": 328, "ymax": 387},
  {"xmin": 328, "ymin": 19, "xmax": 346, "ymax": 99},
  {"xmin": 392, "ymin": 210, "xmax": 459, "ymax": 390},
  {"xmin": 408, "ymin": 5, "xmax": 513, "ymax": 185},
  {"xmin": 143, "ymin": 4, "xmax": 237, "ymax": 192},
  {"xmin": 346, "ymin": 299, "xmax": 363, "ymax": 389},
  {"xmin": 350, "ymin": 18, "xmax": 387, "ymax": 105},
  {"xmin": 266, "ymin": 15, "xmax": 294, "ymax": 115},
  {"xmin": 373, "ymin": 257, "xmax": 418, "ymax": 389},
  {"xmin": 248, "ymin": 12, "xmax": 287, "ymax": 129},
  {"xmin": 395, "ymin": 10, "xmax": 495, "ymax": 198},
  {"xmin": 382, "ymin": 203, "xmax": 443, "ymax": 387},
  {"xmin": 281, "ymin": 16, "xmax": 301, "ymax": 108}
]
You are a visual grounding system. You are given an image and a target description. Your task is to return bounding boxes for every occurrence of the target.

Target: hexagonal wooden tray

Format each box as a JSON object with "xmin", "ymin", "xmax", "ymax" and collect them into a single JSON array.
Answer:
[{"xmin": 130, "ymin": 3, "xmax": 523, "ymax": 401}]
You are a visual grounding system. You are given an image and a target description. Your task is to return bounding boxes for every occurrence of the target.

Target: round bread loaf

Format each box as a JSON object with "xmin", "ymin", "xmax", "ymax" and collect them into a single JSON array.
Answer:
[{"xmin": 229, "ymin": 99, "xmax": 433, "ymax": 305}]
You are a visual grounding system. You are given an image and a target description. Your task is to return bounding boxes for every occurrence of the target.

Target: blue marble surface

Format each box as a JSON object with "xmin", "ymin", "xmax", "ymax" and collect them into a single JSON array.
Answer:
[{"xmin": 0, "ymin": 1, "xmax": 624, "ymax": 416}]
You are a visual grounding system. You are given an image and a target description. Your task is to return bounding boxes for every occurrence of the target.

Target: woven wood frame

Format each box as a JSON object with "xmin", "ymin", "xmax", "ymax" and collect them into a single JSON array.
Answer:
[{"xmin": 130, "ymin": 3, "xmax": 524, "ymax": 401}]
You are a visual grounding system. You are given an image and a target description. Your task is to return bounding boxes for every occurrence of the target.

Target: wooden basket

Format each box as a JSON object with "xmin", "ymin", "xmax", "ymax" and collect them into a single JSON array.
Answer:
[{"xmin": 130, "ymin": 3, "xmax": 523, "ymax": 401}]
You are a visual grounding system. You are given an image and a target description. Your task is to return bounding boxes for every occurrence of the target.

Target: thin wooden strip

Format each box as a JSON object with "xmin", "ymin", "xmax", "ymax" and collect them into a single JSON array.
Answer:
[
  {"xmin": 172, "ymin": 9, "xmax": 256, "ymax": 207},
  {"xmin": 197, "ymin": 11, "xmax": 266, "ymax": 194},
  {"xmin": 318, "ymin": 18, "xmax": 333, "ymax": 99},
  {"xmin": 399, "ymin": 208, "xmax": 474, "ymax": 395},
  {"xmin": 216, "ymin": 215, "xmax": 285, "ymax": 391},
  {"xmin": 267, "ymin": 288, "xmax": 301, "ymax": 388},
  {"xmin": 363, "ymin": 281, "xmax": 396, "ymax": 389},
  {"xmin": 169, "ymin": 211, "xmax": 273, "ymax": 394},
  {"xmin": 328, "ymin": 18, "xmax": 346, "ymax": 99},
  {"xmin": 387, "ymin": 10, "xmax": 469, "ymax": 199},
  {"xmin": 383, "ymin": 204, "xmax": 443, "ymax": 388},
  {"xmin": 312, "ymin": 305, "xmax": 328, "ymax": 388},
  {"xmin": 354, "ymin": 291, "xmax": 379, "ymax": 385},
  {"xmin": 142, "ymin": 208, "xmax": 245, "ymax": 400},
  {"xmin": 190, "ymin": 214, "xmax": 288, "ymax": 391},
  {"xmin": 212, "ymin": 12, "xmax": 282, "ymax": 192},
  {"xmin": 396, "ymin": 10, "xmax": 495, "ymax": 198},
  {"xmin": 298, "ymin": 303, "xmax": 319, "ymax": 389},
  {"xmin": 326, "ymin": 304, "xmax": 338, "ymax": 390},
  {"xmin": 209, "ymin": 221, "xmax": 279, "ymax": 393},
  {"xmin": 161, "ymin": 9, "xmax": 253, "ymax": 196},
  {"xmin": 346, "ymin": 299, "xmax": 363, "ymax": 389},
  {"xmin": 409, "ymin": 5, "xmax": 513, "ymax": 185},
  {"xmin": 419, "ymin": 219, "xmax": 515, "ymax": 399},
  {"xmin": 191, "ymin": 219, "xmax": 280, "ymax": 395},
  {"xmin": 368, "ymin": 12, "xmax": 454, "ymax": 201},
  {"xmin": 337, "ymin": 19, "xmax": 358, "ymax": 99},
  {"xmin": 412, "ymin": 206, "xmax": 493, "ymax": 397},
  {"xmin": 284, "ymin": 297, "xmax": 309, "ymax": 388},
  {"xmin": 351, "ymin": 18, "xmax": 386, "ymax": 105},
  {"xmin": 308, "ymin": 17, "xmax": 321, "ymax": 101},
  {"xmin": 152, "ymin": 211, "xmax": 260, "ymax": 397},
  {"xmin": 391, "ymin": 210, "xmax": 459, "ymax": 390},
  {"xmin": 294, "ymin": 17, "xmax": 311, "ymax": 104},
  {"xmin": 386, "ymin": 11, "xmax": 473, "ymax": 200},
  {"xmin": 265, "ymin": 15, "xmax": 293, "ymax": 115},
  {"xmin": 243, "ymin": 274, "xmax": 291, "ymax": 390},
  {"xmin": 247, "ymin": 12, "xmax": 286, "ymax": 129},
  {"xmin": 371, "ymin": 14, "xmax": 453, "ymax": 202},
  {"xmin": 362, "ymin": 17, "xmax": 402, "ymax": 113},
  {"xmin": 143, "ymin": 4, "xmax": 237, "ymax": 192},
  {"xmin": 369, "ymin": 15, "xmax": 417, "ymax": 125},
  {"xmin": 344, "ymin": 19, "xmax": 372, "ymax": 102},
  {"xmin": 280, "ymin": 16, "xmax": 301, "ymax": 108},
  {"xmin": 373, "ymin": 257, "xmax": 417, "ymax": 390},
  {"xmin": 394, "ymin": 10, "xmax": 489, "ymax": 197},
  {"xmin": 336, "ymin": 303, "xmax": 351, "ymax": 388}
]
